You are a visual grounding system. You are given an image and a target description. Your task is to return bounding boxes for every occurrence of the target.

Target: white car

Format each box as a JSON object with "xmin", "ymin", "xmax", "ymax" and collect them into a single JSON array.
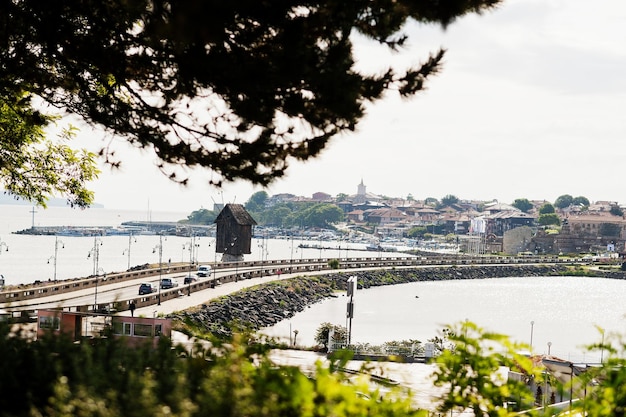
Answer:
[{"xmin": 197, "ymin": 265, "xmax": 212, "ymax": 277}]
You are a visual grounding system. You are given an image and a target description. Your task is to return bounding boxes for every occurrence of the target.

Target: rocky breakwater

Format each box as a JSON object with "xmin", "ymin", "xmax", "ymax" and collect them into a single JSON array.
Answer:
[{"xmin": 171, "ymin": 264, "xmax": 577, "ymax": 339}]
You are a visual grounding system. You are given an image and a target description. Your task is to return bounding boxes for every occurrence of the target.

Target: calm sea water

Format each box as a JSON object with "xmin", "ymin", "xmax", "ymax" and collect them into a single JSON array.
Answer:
[
  {"xmin": 262, "ymin": 276, "xmax": 626, "ymax": 363},
  {"xmin": 0, "ymin": 204, "xmax": 379, "ymax": 284}
]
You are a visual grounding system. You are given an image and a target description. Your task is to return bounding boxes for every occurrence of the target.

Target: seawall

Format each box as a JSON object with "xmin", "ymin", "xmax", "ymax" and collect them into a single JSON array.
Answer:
[{"xmin": 171, "ymin": 264, "xmax": 608, "ymax": 338}]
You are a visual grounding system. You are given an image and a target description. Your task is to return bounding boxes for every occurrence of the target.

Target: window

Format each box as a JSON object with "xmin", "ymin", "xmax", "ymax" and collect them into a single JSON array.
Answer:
[
  {"xmin": 112, "ymin": 321, "xmax": 132, "ymax": 335},
  {"xmin": 39, "ymin": 316, "xmax": 60, "ymax": 330},
  {"xmin": 133, "ymin": 323, "xmax": 153, "ymax": 337},
  {"xmin": 155, "ymin": 324, "xmax": 162, "ymax": 336}
]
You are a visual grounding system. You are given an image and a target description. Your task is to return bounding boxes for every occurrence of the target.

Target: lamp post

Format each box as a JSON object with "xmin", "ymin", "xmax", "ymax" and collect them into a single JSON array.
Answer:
[
  {"xmin": 213, "ymin": 243, "xmax": 218, "ymax": 287},
  {"xmin": 87, "ymin": 237, "xmax": 103, "ymax": 310},
  {"xmin": 530, "ymin": 320, "xmax": 535, "ymax": 351},
  {"xmin": 184, "ymin": 234, "xmax": 198, "ymax": 274},
  {"xmin": 547, "ymin": 341, "xmax": 552, "ymax": 355},
  {"xmin": 94, "ymin": 267, "xmax": 105, "ymax": 309},
  {"xmin": 152, "ymin": 234, "xmax": 165, "ymax": 305},
  {"xmin": 346, "ymin": 276, "xmax": 357, "ymax": 347},
  {"xmin": 290, "ymin": 235, "xmax": 295, "ymax": 271},
  {"xmin": 190, "ymin": 234, "xmax": 199, "ymax": 265},
  {"xmin": 47, "ymin": 236, "xmax": 65, "ymax": 282},
  {"xmin": 122, "ymin": 232, "xmax": 136, "ymax": 270}
]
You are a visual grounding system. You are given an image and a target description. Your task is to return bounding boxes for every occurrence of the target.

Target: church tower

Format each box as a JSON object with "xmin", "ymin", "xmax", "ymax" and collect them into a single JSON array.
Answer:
[{"xmin": 355, "ymin": 179, "xmax": 366, "ymax": 204}]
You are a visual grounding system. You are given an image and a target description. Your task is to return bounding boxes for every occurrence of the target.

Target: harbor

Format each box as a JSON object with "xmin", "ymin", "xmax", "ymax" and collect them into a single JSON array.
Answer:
[{"xmin": 13, "ymin": 221, "xmax": 214, "ymax": 237}]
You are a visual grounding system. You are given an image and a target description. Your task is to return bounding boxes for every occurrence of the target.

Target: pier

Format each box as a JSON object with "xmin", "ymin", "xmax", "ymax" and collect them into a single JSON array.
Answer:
[{"xmin": 13, "ymin": 221, "xmax": 214, "ymax": 237}]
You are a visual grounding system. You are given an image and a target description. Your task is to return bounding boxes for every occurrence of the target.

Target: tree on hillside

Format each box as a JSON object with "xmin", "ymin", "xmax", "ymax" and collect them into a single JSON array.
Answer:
[
  {"xmin": 425, "ymin": 197, "xmax": 439, "ymax": 206},
  {"xmin": 185, "ymin": 208, "xmax": 219, "ymax": 224},
  {"xmin": 539, "ymin": 203, "xmax": 556, "ymax": 215},
  {"xmin": 537, "ymin": 213, "xmax": 560, "ymax": 226},
  {"xmin": 555, "ymin": 194, "xmax": 574, "ymax": 209},
  {"xmin": 299, "ymin": 203, "xmax": 344, "ymax": 228},
  {"xmin": 1, "ymin": 0, "xmax": 502, "ymax": 205},
  {"xmin": 440, "ymin": 194, "xmax": 459, "ymax": 207},
  {"xmin": 245, "ymin": 191, "xmax": 269, "ymax": 213},
  {"xmin": 512, "ymin": 198, "xmax": 533, "ymax": 213},
  {"xmin": 573, "ymin": 196, "xmax": 590, "ymax": 207},
  {"xmin": 609, "ymin": 205, "xmax": 623, "ymax": 217},
  {"xmin": 262, "ymin": 205, "xmax": 293, "ymax": 227},
  {"xmin": 407, "ymin": 226, "xmax": 428, "ymax": 238}
]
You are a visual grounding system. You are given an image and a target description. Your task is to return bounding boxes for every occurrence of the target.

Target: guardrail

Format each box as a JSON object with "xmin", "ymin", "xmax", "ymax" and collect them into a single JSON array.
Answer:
[{"xmin": 0, "ymin": 254, "xmax": 590, "ymax": 320}]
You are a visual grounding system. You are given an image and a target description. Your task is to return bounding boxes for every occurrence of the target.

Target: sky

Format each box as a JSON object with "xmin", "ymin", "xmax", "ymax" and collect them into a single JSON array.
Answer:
[{"xmin": 63, "ymin": 0, "xmax": 626, "ymax": 212}]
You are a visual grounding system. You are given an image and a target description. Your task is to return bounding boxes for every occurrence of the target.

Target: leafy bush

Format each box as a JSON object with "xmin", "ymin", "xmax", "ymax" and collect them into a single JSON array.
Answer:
[
  {"xmin": 0, "ymin": 325, "xmax": 423, "ymax": 417},
  {"xmin": 314, "ymin": 322, "xmax": 347, "ymax": 351}
]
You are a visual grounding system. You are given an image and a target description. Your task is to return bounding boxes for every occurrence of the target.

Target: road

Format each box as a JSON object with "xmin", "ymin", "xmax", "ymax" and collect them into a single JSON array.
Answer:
[{"xmin": 1, "ymin": 254, "xmax": 583, "ymax": 319}]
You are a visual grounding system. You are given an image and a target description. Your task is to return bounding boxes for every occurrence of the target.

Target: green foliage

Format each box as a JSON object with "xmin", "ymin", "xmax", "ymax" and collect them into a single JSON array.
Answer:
[
  {"xmin": 407, "ymin": 226, "xmax": 428, "ymax": 238},
  {"xmin": 537, "ymin": 213, "xmax": 560, "ymax": 226},
  {"xmin": 512, "ymin": 198, "xmax": 533, "ymax": 213},
  {"xmin": 428, "ymin": 327, "xmax": 456, "ymax": 355},
  {"xmin": 539, "ymin": 203, "xmax": 556, "ymax": 215},
  {"xmin": 381, "ymin": 340, "xmax": 423, "ymax": 356},
  {"xmin": 247, "ymin": 201, "xmax": 344, "ymax": 228},
  {"xmin": 1, "ymin": 1, "xmax": 501, "ymax": 188},
  {"xmin": 314, "ymin": 322, "xmax": 348, "ymax": 350},
  {"xmin": 1, "ymin": 325, "xmax": 430, "ymax": 417},
  {"xmin": 184, "ymin": 208, "xmax": 219, "ymax": 224},
  {"xmin": 610, "ymin": 205, "xmax": 624, "ymax": 217},
  {"xmin": 328, "ymin": 258, "xmax": 341, "ymax": 269},
  {"xmin": 554, "ymin": 195, "xmax": 574, "ymax": 209},
  {"xmin": 299, "ymin": 203, "xmax": 344, "ymax": 228},
  {"xmin": 572, "ymin": 196, "xmax": 590, "ymax": 207},
  {"xmin": 0, "ymin": 98, "xmax": 99, "ymax": 208},
  {"xmin": 9, "ymin": 320, "xmax": 626, "ymax": 416},
  {"xmin": 440, "ymin": 194, "xmax": 459, "ymax": 207},
  {"xmin": 244, "ymin": 191, "xmax": 269, "ymax": 213},
  {"xmin": 578, "ymin": 332, "xmax": 626, "ymax": 416},
  {"xmin": 432, "ymin": 321, "xmax": 539, "ymax": 416}
]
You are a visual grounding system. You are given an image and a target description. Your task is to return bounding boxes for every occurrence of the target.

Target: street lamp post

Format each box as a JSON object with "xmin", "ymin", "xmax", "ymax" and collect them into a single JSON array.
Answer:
[
  {"xmin": 94, "ymin": 267, "xmax": 105, "ymax": 309},
  {"xmin": 47, "ymin": 236, "xmax": 65, "ymax": 282},
  {"xmin": 530, "ymin": 320, "xmax": 534, "ymax": 351},
  {"xmin": 152, "ymin": 234, "xmax": 165, "ymax": 305},
  {"xmin": 290, "ymin": 235, "xmax": 294, "ymax": 271},
  {"xmin": 346, "ymin": 276, "xmax": 357, "ymax": 347},
  {"xmin": 547, "ymin": 341, "xmax": 552, "ymax": 355},
  {"xmin": 122, "ymin": 232, "xmax": 136, "ymax": 270},
  {"xmin": 87, "ymin": 237, "xmax": 103, "ymax": 310}
]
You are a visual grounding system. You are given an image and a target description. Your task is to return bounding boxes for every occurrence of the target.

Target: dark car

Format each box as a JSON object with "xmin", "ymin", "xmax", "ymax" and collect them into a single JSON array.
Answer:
[
  {"xmin": 160, "ymin": 278, "xmax": 179, "ymax": 289},
  {"xmin": 184, "ymin": 274, "xmax": 198, "ymax": 285},
  {"xmin": 138, "ymin": 282, "xmax": 157, "ymax": 295}
]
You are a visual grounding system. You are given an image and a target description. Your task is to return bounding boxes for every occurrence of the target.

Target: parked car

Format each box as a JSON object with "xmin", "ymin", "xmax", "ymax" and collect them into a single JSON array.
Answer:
[
  {"xmin": 160, "ymin": 278, "xmax": 179, "ymax": 289},
  {"xmin": 197, "ymin": 265, "xmax": 212, "ymax": 277},
  {"xmin": 138, "ymin": 282, "xmax": 157, "ymax": 295},
  {"xmin": 184, "ymin": 274, "xmax": 198, "ymax": 284}
]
